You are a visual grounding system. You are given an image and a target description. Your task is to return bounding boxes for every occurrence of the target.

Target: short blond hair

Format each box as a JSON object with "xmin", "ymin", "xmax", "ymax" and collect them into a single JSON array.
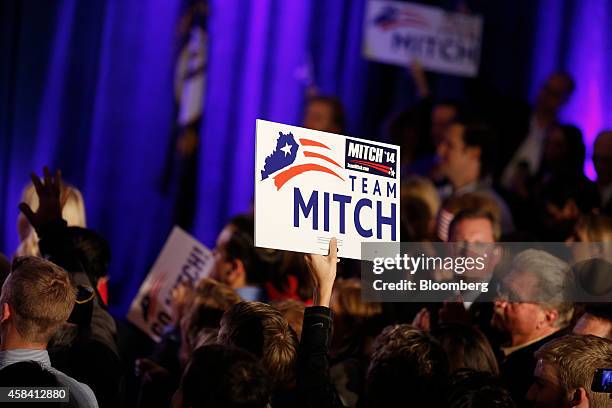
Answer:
[
  {"xmin": 1, "ymin": 257, "xmax": 76, "ymax": 343},
  {"xmin": 535, "ymin": 335, "xmax": 612, "ymax": 408}
]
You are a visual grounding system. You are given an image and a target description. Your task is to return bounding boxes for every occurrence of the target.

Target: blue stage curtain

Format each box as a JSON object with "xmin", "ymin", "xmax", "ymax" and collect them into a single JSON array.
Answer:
[
  {"xmin": 529, "ymin": 0, "xmax": 612, "ymax": 178},
  {"xmin": 0, "ymin": 0, "xmax": 182, "ymax": 315},
  {"xmin": 1, "ymin": 0, "xmax": 611, "ymax": 316}
]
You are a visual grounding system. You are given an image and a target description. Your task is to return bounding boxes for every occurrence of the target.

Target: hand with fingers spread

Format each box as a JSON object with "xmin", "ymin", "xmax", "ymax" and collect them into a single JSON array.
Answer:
[
  {"xmin": 304, "ymin": 238, "xmax": 338, "ymax": 307},
  {"xmin": 18, "ymin": 167, "xmax": 64, "ymax": 231}
]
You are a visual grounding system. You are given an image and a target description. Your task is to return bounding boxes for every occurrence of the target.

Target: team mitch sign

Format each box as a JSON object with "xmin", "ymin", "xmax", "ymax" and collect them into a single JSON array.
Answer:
[{"xmin": 255, "ymin": 119, "xmax": 400, "ymax": 259}]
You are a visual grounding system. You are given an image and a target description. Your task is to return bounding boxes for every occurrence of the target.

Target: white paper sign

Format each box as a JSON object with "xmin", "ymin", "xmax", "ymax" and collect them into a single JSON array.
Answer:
[
  {"xmin": 127, "ymin": 226, "xmax": 212, "ymax": 342},
  {"xmin": 363, "ymin": 0, "xmax": 483, "ymax": 77},
  {"xmin": 255, "ymin": 119, "xmax": 400, "ymax": 260}
]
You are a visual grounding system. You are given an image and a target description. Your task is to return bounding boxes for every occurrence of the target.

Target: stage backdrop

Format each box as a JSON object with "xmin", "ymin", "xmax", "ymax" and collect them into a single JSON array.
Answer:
[{"xmin": 1, "ymin": 0, "xmax": 611, "ymax": 316}]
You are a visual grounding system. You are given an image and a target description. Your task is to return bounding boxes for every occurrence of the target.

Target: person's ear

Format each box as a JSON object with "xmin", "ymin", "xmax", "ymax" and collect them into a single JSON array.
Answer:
[
  {"xmin": 568, "ymin": 387, "xmax": 588, "ymax": 407},
  {"xmin": 0, "ymin": 302, "xmax": 11, "ymax": 323},
  {"xmin": 226, "ymin": 259, "xmax": 246, "ymax": 286},
  {"xmin": 540, "ymin": 308, "xmax": 559, "ymax": 329}
]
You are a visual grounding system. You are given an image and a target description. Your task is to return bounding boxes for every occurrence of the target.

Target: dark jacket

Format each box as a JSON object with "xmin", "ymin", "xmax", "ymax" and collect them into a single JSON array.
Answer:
[
  {"xmin": 500, "ymin": 328, "xmax": 568, "ymax": 408},
  {"xmin": 298, "ymin": 306, "xmax": 346, "ymax": 408}
]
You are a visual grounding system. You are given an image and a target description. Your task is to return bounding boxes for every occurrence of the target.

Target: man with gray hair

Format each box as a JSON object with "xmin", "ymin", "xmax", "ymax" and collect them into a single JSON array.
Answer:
[{"xmin": 492, "ymin": 249, "xmax": 575, "ymax": 407}]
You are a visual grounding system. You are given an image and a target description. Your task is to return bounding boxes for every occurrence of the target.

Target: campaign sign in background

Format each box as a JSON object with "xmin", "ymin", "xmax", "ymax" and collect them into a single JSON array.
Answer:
[
  {"xmin": 255, "ymin": 119, "xmax": 400, "ymax": 260},
  {"xmin": 127, "ymin": 226, "xmax": 212, "ymax": 342},
  {"xmin": 363, "ymin": 0, "xmax": 483, "ymax": 77}
]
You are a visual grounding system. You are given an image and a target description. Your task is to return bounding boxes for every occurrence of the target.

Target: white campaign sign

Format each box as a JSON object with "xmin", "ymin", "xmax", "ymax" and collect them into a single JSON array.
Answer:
[
  {"xmin": 255, "ymin": 119, "xmax": 400, "ymax": 260},
  {"xmin": 363, "ymin": 0, "xmax": 483, "ymax": 77},
  {"xmin": 127, "ymin": 226, "xmax": 212, "ymax": 342}
]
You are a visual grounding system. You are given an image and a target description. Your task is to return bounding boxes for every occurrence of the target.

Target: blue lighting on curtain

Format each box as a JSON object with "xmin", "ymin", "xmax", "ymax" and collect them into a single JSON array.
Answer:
[{"xmin": 530, "ymin": 0, "xmax": 612, "ymax": 179}]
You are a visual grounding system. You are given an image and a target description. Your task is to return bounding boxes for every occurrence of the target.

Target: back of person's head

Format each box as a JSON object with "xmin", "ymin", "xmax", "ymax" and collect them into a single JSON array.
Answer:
[
  {"xmin": 181, "ymin": 279, "xmax": 241, "ymax": 360},
  {"xmin": 561, "ymin": 124, "xmax": 586, "ymax": 173},
  {"xmin": 16, "ymin": 182, "xmax": 86, "ymax": 257},
  {"xmin": 1, "ymin": 257, "xmax": 76, "ymax": 344},
  {"xmin": 572, "ymin": 258, "xmax": 612, "ymax": 298},
  {"xmin": 573, "ymin": 303, "xmax": 612, "ymax": 339},
  {"xmin": 0, "ymin": 361, "xmax": 62, "ymax": 408},
  {"xmin": 448, "ymin": 369, "xmax": 516, "ymax": 408},
  {"xmin": 218, "ymin": 301, "xmax": 298, "ymax": 392},
  {"xmin": 272, "ymin": 300, "xmax": 305, "ymax": 339},
  {"xmin": 542, "ymin": 124, "xmax": 585, "ymax": 178},
  {"xmin": 539, "ymin": 175, "xmax": 600, "ymax": 235},
  {"xmin": 401, "ymin": 176, "xmax": 441, "ymax": 241},
  {"xmin": 226, "ymin": 214, "xmax": 264, "ymax": 285},
  {"xmin": 430, "ymin": 324, "xmax": 499, "ymax": 375},
  {"xmin": 366, "ymin": 324, "xmax": 449, "ymax": 408},
  {"xmin": 194, "ymin": 278, "xmax": 242, "ymax": 311},
  {"xmin": 66, "ymin": 227, "xmax": 111, "ymax": 286},
  {"xmin": 331, "ymin": 278, "xmax": 382, "ymax": 319},
  {"xmin": 532, "ymin": 335, "xmax": 612, "ymax": 408},
  {"xmin": 453, "ymin": 117, "xmax": 497, "ymax": 177},
  {"xmin": 178, "ymin": 344, "xmax": 270, "ymax": 408},
  {"xmin": 331, "ymin": 279, "xmax": 384, "ymax": 358}
]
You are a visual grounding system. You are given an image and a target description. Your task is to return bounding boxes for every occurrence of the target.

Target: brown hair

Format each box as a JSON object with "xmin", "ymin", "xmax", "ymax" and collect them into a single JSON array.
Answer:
[
  {"xmin": 218, "ymin": 301, "xmax": 298, "ymax": 391},
  {"xmin": 438, "ymin": 192, "xmax": 502, "ymax": 241},
  {"xmin": 430, "ymin": 324, "xmax": 499, "ymax": 375},
  {"xmin": 535, "ymin": 334, "xmax": 612, "ymax": 408},
  {"xmin": 367, "ymin": 325, "xmax": 449, "ymax": 408},
  {"xmin": 272, "ymin": 300, "xmax": 305, "ymax": 339},
  {"xmin": 332, "ymin": 278, "xmax": 382, "ymax": 318},
  {"xmin": 448, "ymin": 207, "xmax": 501, "ymax": 242},
  {"xmin": 2, "ymin": 257, "xmax": 76, "ymax": 343},
  {"xmin": 180, "ymin": 278, "xmax": 241, "ymax": 363}
]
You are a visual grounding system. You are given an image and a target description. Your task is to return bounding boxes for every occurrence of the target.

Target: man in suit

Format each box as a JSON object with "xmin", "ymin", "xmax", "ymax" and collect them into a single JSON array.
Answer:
[{"xmin": 492, "ymin": 249, "xmax": 574, "ymax": 407}]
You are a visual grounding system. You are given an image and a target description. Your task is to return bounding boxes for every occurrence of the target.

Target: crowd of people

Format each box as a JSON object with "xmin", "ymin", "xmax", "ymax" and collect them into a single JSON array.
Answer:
[{"xmin": 0, "ymin": 68, "xmax": 612, "ymax": 408}]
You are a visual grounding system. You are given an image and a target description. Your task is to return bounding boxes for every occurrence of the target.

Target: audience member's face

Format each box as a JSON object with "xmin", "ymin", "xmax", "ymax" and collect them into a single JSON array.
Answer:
[
  {"xmin": 526, "ymin": 359, "xmax": 568, "ymax": 408},
  {"xmin": 492, "ymin": 271, "xmax": 550, "ymax": 340},
  {"xmin": 593, "ymin": 132, "xmax": 612, "ymax": 185},
  {"xmin": 431, "ymin": 104, "xmax": 457, "ymax": 146},
  {"xmin": 209, "ymin": 225, "xmax": 235, "ymax": 284},
  {"xmin": 449, "ymin": 218, "xmax": 498, "ymax": 280},
  {"xmin": 437, "ymin": 124, "xmax": 476, "ymax": 180},
  {"xmin": 303, "ymin": 101, "xmax": 338, "ymax": 133},
  {"xmin": 535, "ymin": 74, "xmax": 573, "ymax": 115},
  {"xmin": 573, "ymin": 313, "xmax": 612, "ymax": 339},
  {"xmin": 449, "ymin": 218, "xmax": 495, "ymax": 244}
]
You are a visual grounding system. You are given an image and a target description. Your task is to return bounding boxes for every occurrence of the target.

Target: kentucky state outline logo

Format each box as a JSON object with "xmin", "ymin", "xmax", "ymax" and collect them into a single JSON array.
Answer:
[{"xmin": 261, "ymin": 132, "xmax": 344, "ymax": 190}]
